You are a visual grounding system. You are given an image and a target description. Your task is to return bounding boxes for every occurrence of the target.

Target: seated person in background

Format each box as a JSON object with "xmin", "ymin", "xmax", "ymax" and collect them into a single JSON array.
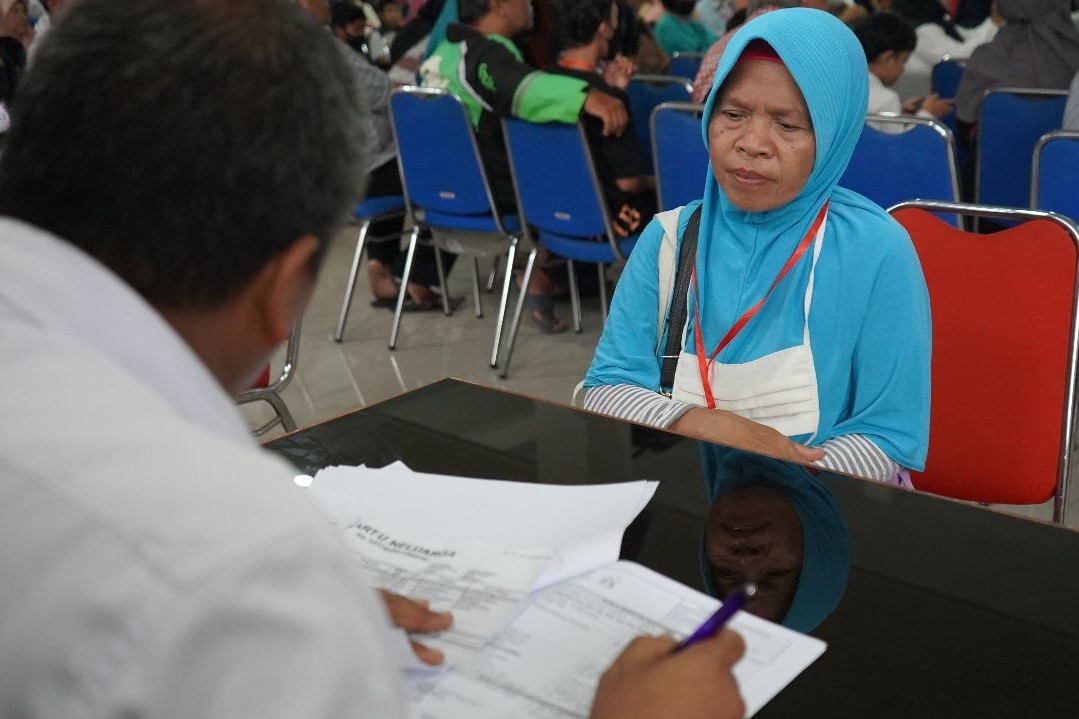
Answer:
[
  {"xmin": 611, "ymin": 0, "xmax": 671, "ymax": 74},
  {"xmin": 377, "ymin": 0, "xmax": 405, "ymax": 48},
  {"xmin": 421, "ymin": 0, "xmax": 628, "ymax": 333},
  {"xmin": 692, "ymin": 0, "xmax": 798, "ymax": 104},
  {"xmin": 891, "ymin": 0, "xmax": 1000, "ymax": 79},
  {"xmin": 0, "ymin": 1, "xmax": 747, "ymax": 717},
  {"xmin": 653, "ymin": 0, "xmax": 718, "ymax": 54},
  {"xmin": 855, "ymin": 11, "xmax": 954, "ymax": 128},
  {"xmin": 331, "ymin": 0, "xmax": 392, "ymax": 65},
  {"xmin": 583, "ymin": 9, "xmax": 931, "ymax": 483},
  {"xmin": 551, "ymin": 0, "xmax": 657, "ymax": 241},
  {"xmin": 0, "ymin": 0, "xmax": 32, "ymax": 107},
  {"xmin": 802, "ymin": 0, "xmax": 868, "ymax": 25},
  {"xmin": 308, "ymin": 0, "xmax": 455, "ymax": 310},
  {"xmin": 955, "ymin": 0, "xmax": 1079, "ymax": 129},
  {"xmin": 696, "ymin": 0, "xmax": 740, "ymax": 37}
]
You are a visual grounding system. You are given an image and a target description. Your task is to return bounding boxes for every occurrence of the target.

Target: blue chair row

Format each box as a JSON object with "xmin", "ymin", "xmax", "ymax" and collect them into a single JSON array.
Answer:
[
  {"xmin": 650, "ymin": 101, "xmax": 707, "ymax": 212},
  {"xmin": 840, "ymin": 114, "xmax": 961, "ymax": 226},
  {"xmin": 499, "ymin": 118, "xmax": 643, "ymax": 378},
  {"xmin": 669, "ymin": 51, "xmax": 704, "ymax": 82},
  {"xmin": 1033, "ymin": 130, "xmax": 1079, "ymax": 222},
  {"xmin": 626, "ymin": 74, "xmax": 693, "ymax": 174}
]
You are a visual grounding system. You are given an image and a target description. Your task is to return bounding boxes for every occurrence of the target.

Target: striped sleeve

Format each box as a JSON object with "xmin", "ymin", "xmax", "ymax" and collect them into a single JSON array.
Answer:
[
  {"xmin": 582, "ymin": 384, "xmax": 695, "ymax": 429},
  {"xmin": 815, "ymin": 434, "xmax": 901, "ymax": 483}
]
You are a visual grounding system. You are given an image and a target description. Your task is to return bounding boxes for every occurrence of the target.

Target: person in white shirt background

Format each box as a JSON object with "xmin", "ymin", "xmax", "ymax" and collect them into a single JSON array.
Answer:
[
  {"xmin": 0, "ymin": 0, "xmax": 746, "ymax": 717},
  {"xmin": 889, "ymin": 0, "xmax": 1000, "ymax": 89},
  {"xmin": 854, "ymin": 11, "xmax": 953, "ymax": 132}
]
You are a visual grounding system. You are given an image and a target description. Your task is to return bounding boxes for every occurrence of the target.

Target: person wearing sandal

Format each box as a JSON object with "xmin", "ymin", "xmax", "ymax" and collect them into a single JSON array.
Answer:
[
  {"xmin": 582, "ymin": 9, "xmax": 931, "ymax": 485},
  {"xmin": 421, "ymin": 0, "xmax": 633, "ymax": 334}
]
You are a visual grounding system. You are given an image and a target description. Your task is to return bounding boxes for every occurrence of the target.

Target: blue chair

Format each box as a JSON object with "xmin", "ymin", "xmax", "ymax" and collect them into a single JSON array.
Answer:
[
  {"xmin": 500, "ymin": 118, "xmax": 640, "ymax": 378},
  {"xmin": 669, "ymin": 51, "xmax": 704, "ymax": 81},
  {"xmin": 626, "ymin": 75, "xmax": 693, "ymax": 174},
  {"xmin": 650, "ymin": 102, "xmax": 707, "ymax": 211},
  {"xmin": 389, "ymin": 87, "xmax": 523, "ymax": 368},
  {"xmin": 840, "ymin": 114, "xmax": 961, "ymax": 227},
  {"xmin": 976, "ymin": 88, "xmax": 1067, "ymax": 215},
  {"xmin": 1032, "ymin": 130, "xmax": 1079, "ymax": 224},
  {"xmin": 333, "ymin": 195, "xmax": 406, "ymax": 342},
  {"xmin": 930, "ymin": 57, "xmax": 965, "ymax": 137}
]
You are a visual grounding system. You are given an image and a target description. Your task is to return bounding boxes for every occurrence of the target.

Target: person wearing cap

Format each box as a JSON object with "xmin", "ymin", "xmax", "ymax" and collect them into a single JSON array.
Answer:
[{"xmin": 583, "ymin": 8, "xmax": 931, "ymax": 486}]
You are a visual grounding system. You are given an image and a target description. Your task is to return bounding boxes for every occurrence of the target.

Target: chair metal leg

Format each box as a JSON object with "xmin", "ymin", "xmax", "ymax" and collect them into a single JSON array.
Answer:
[
  {"xmin": 434, "ymin": 245, "xmax": 452, "ymax": 316},
  {"xmin": 486, "ymin": 254, "xmax": 501, "ymax": 292},
  {"xmin": 333, "ymin": 219, "xmax": 371, "ymax": 342},
  {"xmin": 598, "ymin": 263, "xmax": 609, "ymax": 322},
  {"xmin": 566, "ymin": 259, "xmax": 582, "ymax": 333},
  {"xmin": 499, "ymin": 246, "xmax": 537, "ymax": 379},
  {"xmin": 471, "ymin": 257, "xmax": 483, "ymax": 318},
  {"xmin": 490, "ymin": 239, "xmax": 519, "ymax": 367},
  {"xmin": 263, "ymin": 390, "xmax": 297, "ymax": 433},
  {"xmin": 389, "ymin": 227, "xmax": 419, "ymax": 350}
]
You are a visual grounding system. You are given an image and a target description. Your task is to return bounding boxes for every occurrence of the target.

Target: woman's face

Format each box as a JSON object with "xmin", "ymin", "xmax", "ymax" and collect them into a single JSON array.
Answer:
[
  {"xmin": 707, "ymin": 59, "xmax": 816, "ymax": 213},
  {"xmin": 705, "ymin": 485, "xmax": 804, "ymax": 623}
]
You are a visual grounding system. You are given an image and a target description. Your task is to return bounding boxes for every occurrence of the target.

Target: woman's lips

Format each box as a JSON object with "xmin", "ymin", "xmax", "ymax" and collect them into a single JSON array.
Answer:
[{"xmin": 729, "ymin": 168, "xmax": 770, "ymax": 185}]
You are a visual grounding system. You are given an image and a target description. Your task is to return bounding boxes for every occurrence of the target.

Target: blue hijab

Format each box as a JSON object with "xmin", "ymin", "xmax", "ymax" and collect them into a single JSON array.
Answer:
[
  {"xmin": 700, "ymin": 446, "xmax": 850, "ymax": 633},
  {"xmin": 690, "ymin": 8, "xmax": 930, "ymax": 468}
]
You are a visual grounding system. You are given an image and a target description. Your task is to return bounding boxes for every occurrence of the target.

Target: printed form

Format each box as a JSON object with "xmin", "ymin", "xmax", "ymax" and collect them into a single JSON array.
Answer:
[{"xmin": 409, "ymin": 561, "xmax": 826, "ymax": 719}]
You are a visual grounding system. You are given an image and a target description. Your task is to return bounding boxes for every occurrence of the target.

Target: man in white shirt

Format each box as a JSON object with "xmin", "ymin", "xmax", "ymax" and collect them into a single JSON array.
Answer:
[{"xmin": 0, "ymin": 1, "xmax": 745, "ymax": 718}]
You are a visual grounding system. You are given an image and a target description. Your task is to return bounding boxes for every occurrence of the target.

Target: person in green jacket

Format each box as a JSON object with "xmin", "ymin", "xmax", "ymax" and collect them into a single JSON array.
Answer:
[{"xmin": 421, "ymin": 0, "xmax": 628, "ymax": 332}]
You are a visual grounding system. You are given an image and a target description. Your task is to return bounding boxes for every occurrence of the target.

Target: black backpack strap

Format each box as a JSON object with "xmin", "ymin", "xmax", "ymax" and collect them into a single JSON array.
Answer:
[{"xmin": 659, "ymin": 204, "xmax": 702, "ymax": 395}]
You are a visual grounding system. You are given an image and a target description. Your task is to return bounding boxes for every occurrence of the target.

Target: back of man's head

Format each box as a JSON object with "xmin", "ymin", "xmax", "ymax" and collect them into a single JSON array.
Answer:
[
  {"xmin": 853, "ymin": 11, "xmax": 916, "ymax": 63},
  {"xmin": 0, "ymin": 0, "xmax": 369, "ymax": 311},
  {"xmin": 556, "ymin": 0, "xmax": 614, "ymax": 49}
]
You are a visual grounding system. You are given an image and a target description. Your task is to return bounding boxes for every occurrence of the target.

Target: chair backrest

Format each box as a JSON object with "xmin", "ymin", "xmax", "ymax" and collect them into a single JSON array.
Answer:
[
  {"xmin": 669, "ymin": 51, "xmax": 704, "ymax": 81},
  {"xmin": 1032, "ymin": 130, "xmax": 1079, "ymax": 223},
  {"xmin": 650, "ymin": 102, "xmax": 708, "ymax": 211},
  {"xmin": 841, "ymin": 115, "xmax": 960, "ymax": 225},
  {"xmin": 889, "ymin": 200, "xmax": 1079, "ymax": 522},
  {"xmin": 501, "ymin": 118, "xmax": 626, "ymax": 260},
  {"xmin": 930, "ymin": 57, "xmax": 964, "ymax": 136},
  {"xmin": 389, "ymin": 86, "xmax": 502, "ymax": 223},
  {"xmin": 976, "ymin": 88, "xmax": 1067, "ymax": 210},
  {"xmin": 626, "ymin": 75, "xmax": 693, "ymax": 173}
]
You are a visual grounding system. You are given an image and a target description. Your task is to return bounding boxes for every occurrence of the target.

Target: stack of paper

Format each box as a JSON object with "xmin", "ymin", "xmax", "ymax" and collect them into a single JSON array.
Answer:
[{"xmin": 306, "ymin": 463, "xmax": 826, "ymax": 718}]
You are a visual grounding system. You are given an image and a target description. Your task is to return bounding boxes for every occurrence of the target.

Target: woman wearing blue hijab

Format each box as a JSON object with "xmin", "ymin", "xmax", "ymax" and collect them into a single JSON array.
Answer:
[{"xmin": 583, "ymin": 8, "xmax": 931, "ymax": 483}]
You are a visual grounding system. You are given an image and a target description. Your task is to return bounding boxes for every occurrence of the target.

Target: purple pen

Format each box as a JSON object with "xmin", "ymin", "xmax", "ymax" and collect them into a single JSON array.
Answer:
[{"xmin": 676, "ymin": 583, "xmax": 758, "ymax": 651}]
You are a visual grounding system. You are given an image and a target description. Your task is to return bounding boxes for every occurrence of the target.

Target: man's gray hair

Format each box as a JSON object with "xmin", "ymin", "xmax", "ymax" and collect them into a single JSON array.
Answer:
[{"xmin": 0, "ymin": 0, "xmax": 370, "ymax": 310}]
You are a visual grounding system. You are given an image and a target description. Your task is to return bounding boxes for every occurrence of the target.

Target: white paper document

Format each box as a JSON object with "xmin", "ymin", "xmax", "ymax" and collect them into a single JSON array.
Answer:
[
  {"xmin": 339, "ymin": 517, "xmax": 555, "ymax": 668},
  {"xmin": 309, "ymin": 462, "xmax": 658, "ymax": 588},
  {"xmin": 408, "ymin": 561, "xmax": 826, "ymax": 719}
]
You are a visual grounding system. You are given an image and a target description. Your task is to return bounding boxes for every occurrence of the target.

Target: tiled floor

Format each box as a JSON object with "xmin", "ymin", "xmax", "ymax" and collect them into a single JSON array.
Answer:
[{"xmin": 243, "ymin": 222, "xmax": 1079, "ymax": 529}]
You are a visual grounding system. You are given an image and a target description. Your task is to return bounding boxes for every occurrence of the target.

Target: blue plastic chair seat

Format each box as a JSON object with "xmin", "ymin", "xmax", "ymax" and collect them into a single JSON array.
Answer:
[
  {"xmin": 419, "ymin": 209, "xmax": 521, "ymax": 233},
  {"xmin": 353, "ymin": 194, "xmax": 405, "ymax": 219},
  {"xmin": 539, "ymin": 231, "xmax": 638, "ymax": 263}
]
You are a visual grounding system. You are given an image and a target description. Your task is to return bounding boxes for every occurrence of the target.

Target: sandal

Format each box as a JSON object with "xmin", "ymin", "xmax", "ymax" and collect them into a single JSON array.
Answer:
[
  {"xmin": 523, "ymin": 293, "xmax": 567, "ymax": 334},
  {"xmin": 401, "ymin": 295, "xmax": 464, "ymax": 313},
  {"xmin": 369, "ymin": 297, "xmax": 398, "ymax": 309}
]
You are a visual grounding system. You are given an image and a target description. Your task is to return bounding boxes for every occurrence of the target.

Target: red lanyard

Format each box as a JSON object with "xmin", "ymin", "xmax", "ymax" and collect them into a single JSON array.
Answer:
[{"xmin": 691, "ymin": 202, "xmax": 829, "ymax": 409}]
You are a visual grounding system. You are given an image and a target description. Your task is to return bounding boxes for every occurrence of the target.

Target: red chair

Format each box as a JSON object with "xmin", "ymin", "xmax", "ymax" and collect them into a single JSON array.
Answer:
[
  {"xmin": 889, "ymin": 201, "xmax": 1079, "ymax": 523},
  {"xmin": 237, "ymin": 320, "xmax": 301, "ymax": 436}
]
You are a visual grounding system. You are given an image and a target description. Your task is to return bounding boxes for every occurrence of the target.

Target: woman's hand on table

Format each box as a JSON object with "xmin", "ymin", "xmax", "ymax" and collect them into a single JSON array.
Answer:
[
  {"xmin": 378, "ymin": 589, "xmax": 454, "ymax": 666},
  {"xmin": 670, "ymin": 408, "xmax": 825, "ymax": 465},
  {"xmin": 590, "ymin": 631, "xmax": 747, "ymax": 719}
]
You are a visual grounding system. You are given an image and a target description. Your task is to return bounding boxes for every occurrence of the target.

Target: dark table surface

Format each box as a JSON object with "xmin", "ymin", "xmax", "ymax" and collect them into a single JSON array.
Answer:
[{"xmin": 267, "ymin": 378, "xmax": 1079, "ymax": 719}]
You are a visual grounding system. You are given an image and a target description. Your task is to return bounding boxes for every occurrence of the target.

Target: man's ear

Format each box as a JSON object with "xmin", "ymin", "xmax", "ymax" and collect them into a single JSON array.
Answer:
[{"xmin": 250, "ymin": 234, "xmax": 321, "ymax": 347}]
